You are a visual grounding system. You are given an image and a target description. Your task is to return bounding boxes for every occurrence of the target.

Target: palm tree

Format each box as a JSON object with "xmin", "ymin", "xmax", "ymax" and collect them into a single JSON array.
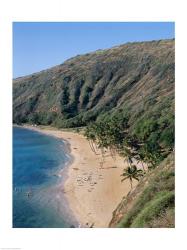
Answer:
[
  {"xmin": 84, "ymin": 125, "xmax": 97, "ymax": 154},
  {"xmin": 119, "ymin": 143, "xmax": 134, "ymax": 168},
  {"xmin": 121, "ymin": 165, "xmax": 144, "ymax": 190},
  {"xmin": 139, "ymin": 145, "xmax": 160, "ymax": 170},
  {"xmin": 134, "ymin": 152, "xmax": 146, "ymax": 172}
]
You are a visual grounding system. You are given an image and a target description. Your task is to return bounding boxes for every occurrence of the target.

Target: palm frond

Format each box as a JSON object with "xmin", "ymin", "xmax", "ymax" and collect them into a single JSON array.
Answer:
[{"xmin": 121, "ymin": 177, "xmax": 129, "ymax": 182}]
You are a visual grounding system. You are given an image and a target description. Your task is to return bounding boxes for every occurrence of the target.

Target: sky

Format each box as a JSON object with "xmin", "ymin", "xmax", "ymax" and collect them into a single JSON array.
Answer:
[{"xmin": 13, "ymin": 22, "xmax": 175, "ymax": 78}]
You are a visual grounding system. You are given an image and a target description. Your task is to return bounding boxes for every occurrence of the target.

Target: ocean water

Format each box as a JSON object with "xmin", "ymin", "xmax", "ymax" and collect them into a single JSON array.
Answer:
[{"xmin": 13, "ymin": 126, "xmax": 77, "ymax": 228}]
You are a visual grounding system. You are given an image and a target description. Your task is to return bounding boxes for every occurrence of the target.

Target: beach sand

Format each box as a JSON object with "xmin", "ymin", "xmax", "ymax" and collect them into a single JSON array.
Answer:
[{"xmin": 21, "ymin": 125, "xmax": 139, "ymax": 228}]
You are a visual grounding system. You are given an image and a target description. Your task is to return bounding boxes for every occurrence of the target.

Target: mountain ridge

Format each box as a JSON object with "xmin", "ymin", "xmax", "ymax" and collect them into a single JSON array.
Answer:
[
  {"xmin": 13, "ymin": 38, "xmax": 174, "ymax": 81},
  {"xmin": 13, "ymin": 38, "xmax": 174, "ymax": 130}
]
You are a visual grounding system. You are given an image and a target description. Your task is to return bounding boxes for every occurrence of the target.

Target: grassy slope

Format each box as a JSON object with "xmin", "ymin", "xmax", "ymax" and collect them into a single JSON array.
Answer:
[
  {"xmin": 109, "ymin": 153, "xmax": 175, "ymax": 228},
  {"xmin": 13, "ymin": 39, "xmax": 174, "ymax": 129}
]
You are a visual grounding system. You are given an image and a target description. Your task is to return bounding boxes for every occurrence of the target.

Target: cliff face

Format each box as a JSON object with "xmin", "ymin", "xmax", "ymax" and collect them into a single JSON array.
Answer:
[
  {"xmin": 13, "ymin": 39, "xmax": 174, "ymax": 128},
  {"xmin": 109, "ymin": 153, "xmax": 175, "ymax": 228}
]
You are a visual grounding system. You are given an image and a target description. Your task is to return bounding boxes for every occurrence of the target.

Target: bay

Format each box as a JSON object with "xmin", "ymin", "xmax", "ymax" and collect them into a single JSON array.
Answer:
[{"xmin": 13, "ymin": 126, "xmax": 77, "ymax": 228}]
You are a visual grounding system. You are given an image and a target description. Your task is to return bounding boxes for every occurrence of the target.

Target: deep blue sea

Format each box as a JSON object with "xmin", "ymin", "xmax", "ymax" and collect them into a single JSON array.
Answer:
[{"xmin": 13, "ymin": 126, "xmax": 77, "ymax": 228}]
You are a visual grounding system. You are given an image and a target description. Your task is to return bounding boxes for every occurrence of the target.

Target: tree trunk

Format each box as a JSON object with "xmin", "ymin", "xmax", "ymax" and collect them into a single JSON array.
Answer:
[
  {"xmin": 141, "ymin": 161, "xmax": 145, "ymax": 171},
  {"xmin": 88, "ymin": 140, "xmax": 94, "ymax": 153},
  {"xmin": 130, "ymin": 180, "xmax": 133, "ymax": 190},
  {"xmin": 128, "ymin": 157, "xmax": 133, "ymax": 167},
  {"xmin": 89, "ymin": 140, "xmax": 97, "ymax": 154},
  {"xmin": 110, "ymin": 147, "xmax": 116, "ymax": 160},
  {"xmin": 101, "ymin": 147, "xmax": 105, "ymax": 163}
]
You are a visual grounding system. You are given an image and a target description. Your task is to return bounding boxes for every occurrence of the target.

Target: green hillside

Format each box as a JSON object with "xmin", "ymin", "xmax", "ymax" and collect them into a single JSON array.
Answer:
[
  {"xmin": 109, "ymin": 153, "xmax": 174, "ymax": 228},
  {"xmin": 13, "ymin": 39, "xmax": 174, "ymax": 130},
  {"xmin": 13, "ymin": 38, "xmax": 175, "ymax": 227}
]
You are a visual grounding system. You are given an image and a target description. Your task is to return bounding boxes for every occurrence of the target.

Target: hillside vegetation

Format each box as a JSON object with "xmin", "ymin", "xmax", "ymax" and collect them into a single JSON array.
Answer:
[
  {"xmin": 109, "ymin": 153, "xmax": 174, "ymax": 228},
  {"xmin": 13, "ymin": 39, "xmax": 175, "ymax": 227},
  {"xmin": 13, "ymin": 39, "xmax": 174, "ymax": 130}
]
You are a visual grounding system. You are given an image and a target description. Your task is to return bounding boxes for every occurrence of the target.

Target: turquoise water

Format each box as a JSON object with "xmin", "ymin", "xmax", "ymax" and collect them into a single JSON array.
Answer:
[{"xmin": 13, "ymin": 126, "xmax": 77, "ymax": 228}]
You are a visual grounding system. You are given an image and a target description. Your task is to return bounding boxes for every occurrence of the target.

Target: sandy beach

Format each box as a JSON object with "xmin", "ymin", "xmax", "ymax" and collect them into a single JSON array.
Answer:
[{"xmin": 20, "ymin": 125, "xmax": 139, "ymax": 228}]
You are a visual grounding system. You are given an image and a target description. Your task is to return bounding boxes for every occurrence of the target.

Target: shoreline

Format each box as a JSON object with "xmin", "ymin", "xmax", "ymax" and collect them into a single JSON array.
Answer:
[
  {"xmin": 14, "ymin": 124, "xmax": 138, "ymax": 227},
  {"xmin": 13, "ymin": 125, "xmax": 79, "ymax": 227}
]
